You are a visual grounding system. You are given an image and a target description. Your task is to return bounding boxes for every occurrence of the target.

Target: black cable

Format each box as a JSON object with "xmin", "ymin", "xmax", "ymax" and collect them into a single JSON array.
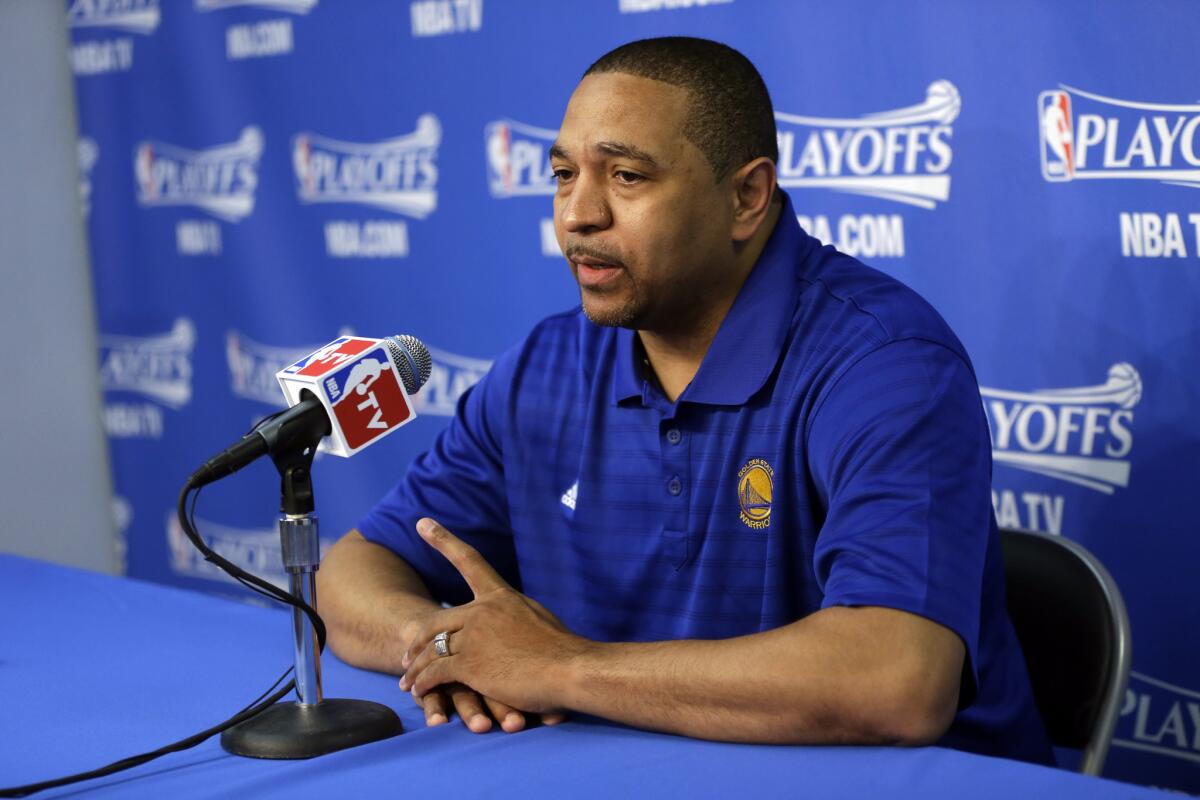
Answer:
[
  {"xmin": 177, "ymin": 482, "xmax": 327, "ymax": 651},
  {"xmin": 188, "ymin": 487, "xmax": 294, "ymax": 611},
  {"xmin": 0, "ymin": 480, "xmax": 328, "ymax": 796},
  {"xmin": 234, "ymin": 666, "xmax": 297, "ymax": 716},
  {"xmin": 0, "ymin": 669, "xmax": 296, "ymax": 798}
]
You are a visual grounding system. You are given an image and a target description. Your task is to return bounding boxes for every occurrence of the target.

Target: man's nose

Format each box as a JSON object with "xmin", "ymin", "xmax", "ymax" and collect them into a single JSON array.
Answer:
[{"xmin": 559, "ymin": 176, "xmax": 612, "ymax": 233}]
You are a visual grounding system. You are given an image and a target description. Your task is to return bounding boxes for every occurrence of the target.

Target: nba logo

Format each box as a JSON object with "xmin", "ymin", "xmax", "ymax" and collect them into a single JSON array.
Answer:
[
  {"xmin": 285, "ymin": 337, "xmax": 373, "ymax": 377},
  {"xmin": 293, "ymin": 135, "xmax": 315, "ymax": 197},
  {"xmin": 485, "ymin": 121, "xmax": 513, "ymax": 196},
  {"xmin": 1038, "ymin": 90, "xmax": 1075, "ymax": 181},
  {"xmin": 136, "ymin": 144, "xmax": 157, "ymax": 199}
]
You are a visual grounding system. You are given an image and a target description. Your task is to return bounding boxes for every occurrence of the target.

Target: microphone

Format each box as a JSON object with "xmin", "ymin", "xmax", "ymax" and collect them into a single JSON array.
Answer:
[
  {"xmin": 188, "ymin": 334, "xmax": 431, "ymax": 489},
  {"xmin": 179, "ymin": 335, "xmax": 431, "ymax": 758}
]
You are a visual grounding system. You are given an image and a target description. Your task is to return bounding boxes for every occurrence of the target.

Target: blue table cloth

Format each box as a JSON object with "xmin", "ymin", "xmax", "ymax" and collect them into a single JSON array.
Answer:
[{"xmin": 0, "ymin": 555, "xmax": 1173, "ymax": 798}]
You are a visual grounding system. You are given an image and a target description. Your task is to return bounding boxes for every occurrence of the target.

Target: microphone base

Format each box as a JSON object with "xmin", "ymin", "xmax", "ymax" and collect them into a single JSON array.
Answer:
[{"xmin": 221, "ymin": 699, "xmax": 402, "ymax": 759}]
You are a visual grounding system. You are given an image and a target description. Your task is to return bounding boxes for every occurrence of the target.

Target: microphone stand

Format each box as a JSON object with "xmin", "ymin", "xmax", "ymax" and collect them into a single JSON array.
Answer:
[{"xmin": 220, "ymin": 429, "xmax": 402, "ymax": 758}]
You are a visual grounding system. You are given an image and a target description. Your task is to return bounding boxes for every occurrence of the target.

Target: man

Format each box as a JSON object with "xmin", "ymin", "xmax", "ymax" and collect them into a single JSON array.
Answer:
[{"xmin": 318, "ymin": 37, "xmax": 1052, "ymax": 763}]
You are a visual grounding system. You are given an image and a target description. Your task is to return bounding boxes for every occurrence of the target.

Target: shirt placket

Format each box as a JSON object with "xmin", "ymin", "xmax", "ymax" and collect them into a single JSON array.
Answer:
[{"xmin": 660, "ymin": 412, "xmax": 691, "ymax": 569}]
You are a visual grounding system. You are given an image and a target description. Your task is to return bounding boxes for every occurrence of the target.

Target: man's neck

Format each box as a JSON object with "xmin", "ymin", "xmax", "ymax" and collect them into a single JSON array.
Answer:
[{"xmin": 637, "ymin": 200, "xmax": 783, "ymax": 403}]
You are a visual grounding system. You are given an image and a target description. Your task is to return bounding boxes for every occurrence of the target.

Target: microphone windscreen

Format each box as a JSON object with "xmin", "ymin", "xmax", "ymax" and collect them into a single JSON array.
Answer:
[{"xmin": 384, "ymin": 334, "xmax": 432, "ymax": 395}]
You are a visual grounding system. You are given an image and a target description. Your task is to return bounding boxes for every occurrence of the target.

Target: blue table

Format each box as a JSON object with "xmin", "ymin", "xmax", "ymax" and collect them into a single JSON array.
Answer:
[{"xmin": 0, "ymin": 555, "xmax": 1172, "ymax": 798}]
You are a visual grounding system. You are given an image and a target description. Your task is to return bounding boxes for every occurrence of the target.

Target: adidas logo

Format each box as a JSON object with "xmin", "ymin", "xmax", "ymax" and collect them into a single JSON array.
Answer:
[{"xmin": 560, "ymin": 481, "xmax": 578, "ymax": 512}]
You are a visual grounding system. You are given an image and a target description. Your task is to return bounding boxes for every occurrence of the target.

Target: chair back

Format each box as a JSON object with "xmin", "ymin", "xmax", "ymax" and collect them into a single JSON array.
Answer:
[{"xmin": 1001, "ymin": 529, "xmax": 1132, "ymax": 775}]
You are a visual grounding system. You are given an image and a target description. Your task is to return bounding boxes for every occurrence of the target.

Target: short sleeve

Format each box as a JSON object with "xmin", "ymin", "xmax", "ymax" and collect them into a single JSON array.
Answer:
[
  {"xmin": 356, "ymin": 347, "xmax": 519, "ymax": 606},
  {"xmin": 806, "ymin": 337, "xmax": 993, "ymax": 698}
]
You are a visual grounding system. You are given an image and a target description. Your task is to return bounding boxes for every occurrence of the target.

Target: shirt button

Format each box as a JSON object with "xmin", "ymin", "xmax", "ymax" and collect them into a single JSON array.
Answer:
[
  {"xmin": 668, "ymin": 477, "xmax": 682, "ymax": 496},
  {"xmin": 666, "ymin": 428, "xmax": 682, "ymax": 444}
]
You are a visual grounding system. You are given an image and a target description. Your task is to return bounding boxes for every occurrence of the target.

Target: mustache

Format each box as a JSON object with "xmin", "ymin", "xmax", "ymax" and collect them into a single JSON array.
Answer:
[{"xmin": 564, "ymin": 243, "xmax": 626, "ymax": 269}]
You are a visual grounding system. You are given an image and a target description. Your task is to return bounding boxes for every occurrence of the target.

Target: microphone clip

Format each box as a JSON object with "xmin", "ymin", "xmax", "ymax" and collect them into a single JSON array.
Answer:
[{"xmin": 258, "ymin": 390, "xmax": 330, "ymax": 516}]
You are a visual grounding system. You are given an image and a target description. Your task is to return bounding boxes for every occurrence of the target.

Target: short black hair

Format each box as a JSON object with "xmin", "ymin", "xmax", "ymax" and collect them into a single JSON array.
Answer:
[{"xmin": 584, "ymin": 37, "xmax": 778, "ymax": 180}]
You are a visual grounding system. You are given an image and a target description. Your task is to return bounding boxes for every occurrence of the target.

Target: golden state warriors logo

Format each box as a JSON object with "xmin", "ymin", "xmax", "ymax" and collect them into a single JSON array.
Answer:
[{"xmin": 737, "ymin": 458, "xmax": 774, "ymax": 529}]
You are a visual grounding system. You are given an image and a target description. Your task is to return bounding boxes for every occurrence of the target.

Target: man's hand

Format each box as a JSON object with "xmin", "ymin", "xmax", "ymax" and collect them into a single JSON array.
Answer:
[
  {"xmin": 398, "ymin": 518, "xmax": 591, "ymax": 715},
  {"xmin": 316, "ymin": 529, "xmax": 560, "ymax": 734},
  {"xmin": 410, "ymin": 681, "xmax": 566, "ymax": 733},
  {"xmin": 400, "ymin": 609, "xmax": 568, "ymax": 733}
]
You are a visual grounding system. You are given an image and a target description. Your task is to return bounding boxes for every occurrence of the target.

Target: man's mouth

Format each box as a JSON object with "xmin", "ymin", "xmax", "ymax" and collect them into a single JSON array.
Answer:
[
  {"xmin": 573, "ymin": 256, "xmax": 618, "ymax": 270},
  {"xmin": 566, "ymin": 246, "xmax": 624, "ymax": 267},
  {"xmin": 570, "ymin": 255, "xmax": 624, "ymax": 289},
  {"xmin": 566, "ymin": 246, "xmax": 626, "ymax": 289}
]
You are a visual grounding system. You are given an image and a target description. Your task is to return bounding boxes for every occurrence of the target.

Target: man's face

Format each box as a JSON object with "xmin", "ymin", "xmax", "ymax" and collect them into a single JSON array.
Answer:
[{"xmin": 551, "ymin": 72, "xmax": 734, "ymax": 332}]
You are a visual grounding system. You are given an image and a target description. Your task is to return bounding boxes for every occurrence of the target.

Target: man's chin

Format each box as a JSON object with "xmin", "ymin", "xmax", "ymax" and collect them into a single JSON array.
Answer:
[{"xmin": 580, "ymin": 295, "xmax": 641, "ymax": 329}]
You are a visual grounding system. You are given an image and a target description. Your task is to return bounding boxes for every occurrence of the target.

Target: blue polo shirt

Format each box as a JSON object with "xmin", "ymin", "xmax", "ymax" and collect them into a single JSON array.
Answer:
[{"xmin": 358, "ymin": 194, "xmax": 1052, "ymax": 764}]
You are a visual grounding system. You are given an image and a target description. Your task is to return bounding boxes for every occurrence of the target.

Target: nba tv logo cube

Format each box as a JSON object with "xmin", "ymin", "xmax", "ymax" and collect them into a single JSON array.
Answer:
[{"xmin": 278, "ymin": 337, "xmax": 415, "ymax": 456}]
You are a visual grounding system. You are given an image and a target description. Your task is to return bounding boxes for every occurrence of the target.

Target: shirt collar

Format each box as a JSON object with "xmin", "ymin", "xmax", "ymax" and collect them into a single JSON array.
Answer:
[
  {"xmin": 612, "ymin": 325, "xmax": 643, "ymax": 404},
  {"xmin": 611, "ymin": 192, "xmax": 815, "ymax": 407}
]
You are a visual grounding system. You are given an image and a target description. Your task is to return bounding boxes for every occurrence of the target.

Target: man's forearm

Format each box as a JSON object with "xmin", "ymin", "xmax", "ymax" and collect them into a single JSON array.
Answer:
[
  {"xmin": 558, "ymin": 606, "xmax": 963, "ymax": 746},
  {"xmin": 369, "ymin": 520, "xmax": 965, "ymax": 746},
  {"xmin": 316, "ymin": 529, "xmax": 441, "ymax": 674}
]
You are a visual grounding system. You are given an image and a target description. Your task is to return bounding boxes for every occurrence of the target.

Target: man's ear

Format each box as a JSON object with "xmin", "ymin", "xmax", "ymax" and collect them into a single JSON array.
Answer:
[{"xmin": 730, "ymin": 157, "xmax": 778, "ymax": 243}]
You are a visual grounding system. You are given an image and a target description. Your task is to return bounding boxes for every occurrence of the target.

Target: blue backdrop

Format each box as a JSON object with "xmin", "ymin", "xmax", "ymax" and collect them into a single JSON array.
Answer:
[{"xmin": 68, "ymin": 0, "xmax": 1200, "ymax": 791}]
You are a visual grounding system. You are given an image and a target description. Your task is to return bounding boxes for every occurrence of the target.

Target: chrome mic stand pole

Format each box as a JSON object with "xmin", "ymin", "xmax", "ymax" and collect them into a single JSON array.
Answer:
[
  {"xmin": 221, "ymin": 444, "xmax": 401, "ymax": 759},
  {"xmin": 281, "ymin": 514, "xmax": 323, "ymax": 707}
]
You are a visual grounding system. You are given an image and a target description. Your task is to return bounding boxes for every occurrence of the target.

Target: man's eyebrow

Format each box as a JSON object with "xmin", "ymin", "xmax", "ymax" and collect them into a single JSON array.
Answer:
[
  {"xmin": 547, "ymin": 141, "xmax": 663, "ymax": 168},
  {"xmin": 596, "ymin": 140, "xmax": 661, "ymax": 167}
]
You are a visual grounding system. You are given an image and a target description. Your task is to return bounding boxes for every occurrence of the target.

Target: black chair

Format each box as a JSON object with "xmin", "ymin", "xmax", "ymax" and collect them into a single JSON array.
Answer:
[{"xmin": 1001, "ymin": 528, "xmax": 1132, "ymax": 775}]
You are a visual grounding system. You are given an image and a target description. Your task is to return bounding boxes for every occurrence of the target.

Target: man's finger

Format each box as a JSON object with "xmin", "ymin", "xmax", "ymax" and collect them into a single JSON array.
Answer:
[
  {"xmin": 411, "ymin": 651, "xmax": 457, "ymax": 699},
  {"xmin": 419, "ymin": 688, "xmax": 449, "ymax": 727},
  {"xmin": 482, "ymin": 695, "xmax": 526, "ymax": 733},
  {"xmin": 445, "ymin": 683, "xmax": 492, "ymax": 733},
  {"xmin": 416, "ymin": 518, "xmax": 511, "ymax": 596},
  {"xmin": 401, "ymin": 609, "xmax": 467, "ymax": 671},
  {"xmin": 401, "ymin": 626, "xmax": 461, "ymax": 691},
  {"xmin": 541, "ymin": 712, "xmax": 568, "ymax": 726}
]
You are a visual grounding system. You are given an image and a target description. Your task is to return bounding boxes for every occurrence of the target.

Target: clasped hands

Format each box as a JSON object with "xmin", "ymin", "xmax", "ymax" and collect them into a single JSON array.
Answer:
[{"xmin": 397, "ymin": 517, "xmax": 590, "ymax": 733}]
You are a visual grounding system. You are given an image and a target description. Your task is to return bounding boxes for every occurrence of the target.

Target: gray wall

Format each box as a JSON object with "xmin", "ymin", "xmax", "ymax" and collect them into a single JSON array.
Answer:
[{"xmin": 0, "ymin": 0, "xmax": 119, "ymax": 573}]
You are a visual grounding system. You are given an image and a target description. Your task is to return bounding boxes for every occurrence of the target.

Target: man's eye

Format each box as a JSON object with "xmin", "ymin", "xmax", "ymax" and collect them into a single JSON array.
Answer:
[
  {"xmin": 614, "ymin": 170, "xmax": 643, "ymax": 184},
  {"xmin": 552, "ymin": 168, "xmax": 573, "ymax": 182}
]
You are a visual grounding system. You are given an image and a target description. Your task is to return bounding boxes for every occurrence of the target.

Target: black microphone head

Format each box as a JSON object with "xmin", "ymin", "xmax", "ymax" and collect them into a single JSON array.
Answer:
[{"xmin": 383, "ymin": 334, "xmax": 432, "ymax": 395}]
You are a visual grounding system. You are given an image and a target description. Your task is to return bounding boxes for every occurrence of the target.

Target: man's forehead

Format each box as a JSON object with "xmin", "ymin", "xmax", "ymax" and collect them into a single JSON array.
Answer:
[{"xmin": 553, "ymin": 72, "xmax": 690, "ymax": 164}]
